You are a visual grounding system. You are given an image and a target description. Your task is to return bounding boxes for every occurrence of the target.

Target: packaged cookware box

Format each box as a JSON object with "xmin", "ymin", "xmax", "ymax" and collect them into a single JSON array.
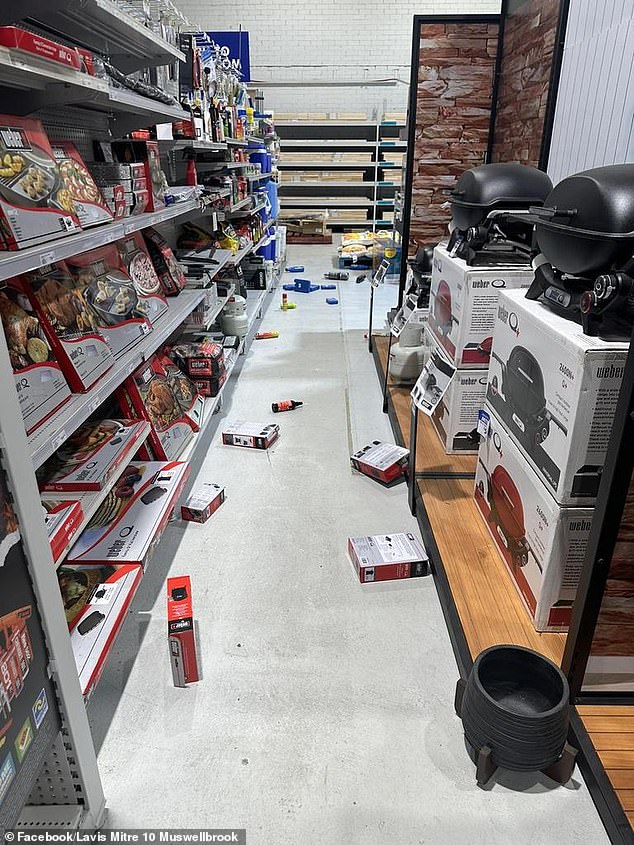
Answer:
[
  {"xmin": 65, "ymin": 460, "xmax": 190, "ymax": 569},
  {"xmin": 143, "ymin": 227, "xmax": 187, "ymax": 296},
  {"xmin": 181, "ymin": 483, "xmax": 225, "ymax": 524},
  {"xmin": 0, "ymin": 116, "xmax": 81, "ymax": 249},
  {"xmin": 348, "ymin": 533, "xmax": 428, "ymax": 583},
  {"xmin": 167, "ymin": 575, "xmax": 199, "ymax": 686},
  {"xmin": 58, "ymin": 563, "xmax": 143, "ymax": 697},
  {"xmin": 350, "ymin": 441, "xmax": 409, "ymax": 484},
  {"xmin": 0, "ymin": 278, "xmax": 72, "ymax": 433},
  {"xmin": 111, "ymin": 140, "xmax": 165, "ymax": 213},
  {"xmin": 428, "ymin": 245, "xmax": 533, "ymax": 368},
  {"xmin": 116, "ymin": 233, "xmax": 168, "ymax": 325},
  {"xmin": 42, "ymin": 498, "xmax": 83, "ymax": 563},
  {"xmin": 50, "ymin": 141, "xmax": 113, "ymax": 228},
  {"xmin": 487, "ymin": 289, "xmax": 629, "ymax": 505},
  {"xmin": 37, "ymin": 419, "xmax": 150, "ymax": 492},
  {"xmin": 118, "ymin": 355, "xmax": 196, "ymax": 460},
  {"xmin": 475, "ymin": 405, "xmax": 593, "ymax": 632},
  {"xmin": 66, "ymin": 244, "xmax": 152, "ymax": 358},
  {"xmin": 158, "ymin": 355, "xmax": 205, "ymax": 432},
  {"xmin": 0, "ymin": 27, "xmax": 82, "ymax": 70},
  {"xmin": 21, "ymin": 261, "xmax": 115, "ymax": 392}
]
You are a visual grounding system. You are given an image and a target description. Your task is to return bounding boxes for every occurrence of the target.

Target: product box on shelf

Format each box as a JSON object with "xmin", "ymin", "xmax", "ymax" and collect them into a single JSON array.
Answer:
[
  {"xmin": 351, "ymin": 441, "xmax": 409, "ymax": 484},
  {"xmin": 159, "ymin": 356, "xmax": 205, "ymax": 432},
  {"xmin": 21, "ymin": 261, "xmax": 115, "ymax": 392},
  {"xmin": 66, "ymin": 460, "xmax": 189, "ymax": 567},
  {"xmin": 129, "ymin": 189, "xmax": 150, "ymax": 216},
  {"xmin": 191, "ymin": 369, "xmax": 227, "ymax": 399},
  {"xmin": 167, "ymin": 575, "xmax": 199, "ymax": 686},
  {"xmin": 42, "ymin": 498, "xmax": 83, "ymax": 563},
  {"xmin": 171, "ymin": 340, "xmax": 224, "ymax": 378},
  {"xmin": 111, "ymin": 140, "xmax": 165, "ymax": 213},
  {"xmin": 0, "ymin": 115, "xmax": 81, "ymax": 249},
  {"xmin": 431, "ymin": 353, "xmax": 488, "ymax": 454},
  {"xmin": 0, "ymin": 279, "xmax": 72, "ymax": 434},
  {"xmin": 66, "ymin": 244, "xmax": 152, "ymax": 358},
  {"xmin": 116, "ymin": 233, "xmax": 169, "ymax": 325},
  {"xmin": 0, "ymin": 27, "xmax": 81, "ymax": 70},
  {"xmin": 118, "ymin": 356, "xmax": 196, "ymax": 460},
  {"xmin": 222, "ymin": 421, "xmax": 279, "ymax": 450},
  {"xmin": 37, "ymin": 419, "xmax": 150, "ymax": 493},
  {"xmin": 181, "ymin": 483, "xmax": 225, "ymax": 524},
  {"xmin": 50, "ymin": 142, "xmax": 113, "ymax": 228},
  {"xmin": 58, "ymin": 562, "xmax": 143, "ymax": 696},
  {"xmin": 348, "ymin": 533, "xmax": 429, "ymax": 583},
  {"xmin": 487, "ymin": 290, "xmax": 629, "ymax": 505},
  {"xmin": 474, "ymin": 406, "xmax": 593, "ymax": 631},
  {"xmin": 428, "ymin": 245, "xmax": 533, "ymax": 368},
  {"xmin": 143, "ymin": 227, "xmax": 187, "ymax": 296},
  {"xmin": 88, "ymin": 162, "xmax": 146, "ymax": 182}
]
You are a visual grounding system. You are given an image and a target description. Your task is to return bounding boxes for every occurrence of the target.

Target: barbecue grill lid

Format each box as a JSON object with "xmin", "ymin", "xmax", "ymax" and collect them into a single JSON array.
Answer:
[
  {"xmin": 491, "ymin": 466, "xmax": 525, "ymax": 541},
  {"xmin": 449, "ymin": 164, "xmax": 553, "ymax": 211},
  {"xmin": 506, "ymin": 346, "xmax": 546, "ymax": 417}
]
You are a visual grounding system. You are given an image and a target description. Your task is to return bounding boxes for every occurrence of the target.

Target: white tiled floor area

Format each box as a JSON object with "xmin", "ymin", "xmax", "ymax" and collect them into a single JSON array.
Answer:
[{"xmin": 91, "ymin": 243, "xmax": 609, "ymax": 844}]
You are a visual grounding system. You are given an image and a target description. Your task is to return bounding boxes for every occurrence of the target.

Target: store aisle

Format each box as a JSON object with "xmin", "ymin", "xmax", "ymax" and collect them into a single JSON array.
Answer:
[{"xmin": 91, "ymin": 244, "xmax": 608, "ymax": 845}]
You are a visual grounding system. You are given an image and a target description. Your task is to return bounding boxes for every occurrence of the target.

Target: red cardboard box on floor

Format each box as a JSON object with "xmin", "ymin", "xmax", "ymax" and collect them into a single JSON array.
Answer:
[
  {"xmin": 167, "ymin": 576, "xmax": 199, "ymax": 686},
  {"xmin": 351, "ymin": 441, "xmax": 409, "ymax": 484},
  {"xmin": 348, "ymin": 533, "xmax": 429, "ymax": 583}
]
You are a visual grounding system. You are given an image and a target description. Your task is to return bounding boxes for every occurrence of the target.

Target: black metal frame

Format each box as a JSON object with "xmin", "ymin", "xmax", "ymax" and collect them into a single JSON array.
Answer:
[
  {"xmin": 538, "ymin": 0, "xmax": 572, "ymax": 171},
  {"xmin": 397, "ymin": 13, "xmax": 503, "ymax": 309}
]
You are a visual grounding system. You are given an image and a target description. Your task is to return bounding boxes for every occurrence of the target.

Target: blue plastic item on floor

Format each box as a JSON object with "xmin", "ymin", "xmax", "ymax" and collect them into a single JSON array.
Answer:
[
  {"xmin": 286, "ymin": 266, "xmax": 304, "ymax": 272},
  {"xmin": 282, "ymin": 284, "xmax": 296, "ymax": 291},
  {"xmin": 321, "ymin": 284, "xmax": 336, "ymax": 290},
  {"xmin": 326, "ymin": 297, "xmax": 338, "ymax": 305},
  {"xmin": 294, "ymin": 278, "xmax": 317, "ymax": 293}
]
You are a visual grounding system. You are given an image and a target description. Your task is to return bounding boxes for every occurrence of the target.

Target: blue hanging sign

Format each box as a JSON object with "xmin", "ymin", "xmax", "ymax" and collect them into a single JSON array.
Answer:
[{"xmin": 205, "ymin": 31, "xmax": 251, "ymax": 81}]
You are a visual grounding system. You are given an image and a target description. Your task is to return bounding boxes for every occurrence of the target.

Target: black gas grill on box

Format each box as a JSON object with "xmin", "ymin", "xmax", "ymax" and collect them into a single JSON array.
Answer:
[
  {"xmin": 523, "ymin": 164, "xmax": 634, "ymax": 339},
  {"xmin": 448, "ymin": 164, "xmax": 553, "ymax": 267}
]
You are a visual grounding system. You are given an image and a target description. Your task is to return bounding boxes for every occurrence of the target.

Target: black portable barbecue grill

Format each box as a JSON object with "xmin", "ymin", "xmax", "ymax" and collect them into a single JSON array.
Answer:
[
  {"xmin": 522, "ymin": 164, "xmax": 634, "ymax": 339},
  {"xmin": 447, "ymin": 163, "xmax": 553, "ymax": 266}
]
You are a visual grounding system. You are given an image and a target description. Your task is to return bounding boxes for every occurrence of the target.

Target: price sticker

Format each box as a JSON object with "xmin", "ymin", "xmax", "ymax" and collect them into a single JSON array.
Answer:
[
  {"xmin": 52, "ymin": 429, "xmax": 67, "ymax": 452},
  {"xmin": 371, "ymin": 258, "xmax": 390, "ymax": 289},
  {"xmin": 89, "ymin": 394, "xmax": 103, "ymax": 413},
  {"xmin": 477, "ymin": 409, "xmax": 490, "ymax": 438},
  {"xmin": 39, "ymin": 250, "xmax": 55, "ymax": 267},
  {"xmin": 123, "ymin": 221, "xmax": 137, "ymax": 235}
]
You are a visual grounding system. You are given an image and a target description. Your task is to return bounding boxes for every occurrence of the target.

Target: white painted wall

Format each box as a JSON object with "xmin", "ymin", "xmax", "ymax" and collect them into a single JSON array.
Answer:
[
  {"xmin": 177, "ymin": 0, "xmax": 501, "ymax": 116},
  {"xmin": 547, "ymin": 0, "xmax": 634, "ymax": 183}
]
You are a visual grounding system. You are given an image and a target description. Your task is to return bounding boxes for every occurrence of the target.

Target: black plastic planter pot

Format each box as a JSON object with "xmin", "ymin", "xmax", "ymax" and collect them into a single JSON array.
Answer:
[{"xmin": 455, "ymin": 645, "xmax": 577, "ymax": 786}]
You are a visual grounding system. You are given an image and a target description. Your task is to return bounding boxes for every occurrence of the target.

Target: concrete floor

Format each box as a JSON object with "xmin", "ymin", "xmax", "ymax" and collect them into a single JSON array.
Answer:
[{"xmin": 91, "ymin": 243, "xmax": 609, "ymax": 844}]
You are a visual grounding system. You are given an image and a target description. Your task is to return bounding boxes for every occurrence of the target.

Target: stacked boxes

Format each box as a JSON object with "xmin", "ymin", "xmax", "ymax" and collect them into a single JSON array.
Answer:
[
  {"xmin": 428, "ymin": 244, "xmax": 533, "ymax": 454},
  {"xmin": 476, "ymin": 289, "xmax": 628, "ymax": 631}
]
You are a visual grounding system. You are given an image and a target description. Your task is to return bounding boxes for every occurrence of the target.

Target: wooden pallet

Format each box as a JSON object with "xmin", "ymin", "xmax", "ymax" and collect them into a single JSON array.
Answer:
[{"xmin": 286, "ymin": 233, "xmax": 332, "ymax": 244}]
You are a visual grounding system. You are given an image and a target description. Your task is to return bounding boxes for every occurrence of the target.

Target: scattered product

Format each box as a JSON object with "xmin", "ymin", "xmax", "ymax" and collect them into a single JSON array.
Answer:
[
  {"xmin": 272, "ymin": 400, "xmax": 303, "ymax": 413},
  {"xmin": 356, "ymin": 275, "xmax": 367, "ymax": 284},
  {"xmin": 222, "ymin": 421, "xmax": 279, "ymax": 450},
  {"xmin": 293, "ymin": 279, "xmax": 319, "ymax": 294},
  {"xmin": 181, "ymin": 483, "xmax": 225, "ymax": 524},
  {"xmin": 324, "ymin": 272, "xmax": 348, "ymax": 281},
  {"xmin": 167, "ymin": 576, "xmax": 199, "ymax": 687},
  {"xmin": 326, "ymin": 298, "xmax": 339, "ymax": 305},
  {"xmin": 348, "ymin": 533, "xmax": 429, "ymax": 583},
  {"xmin": 281, "ymin": 292, "xmax": 288, "ymax": 310},
  {"xmin": 255, "ymin": 331, "xmax": 279, "ymax": 340},
  {"xmin": 351, "ymin": 441, "xmax": 409, "ymax": 484},
  {"xmin": 286, "ymin": 266, "xmax": 304, "ymax": 273},
  {"xmin": 321, "ymin": 284, "xmax": 337, "ymax": 290}
]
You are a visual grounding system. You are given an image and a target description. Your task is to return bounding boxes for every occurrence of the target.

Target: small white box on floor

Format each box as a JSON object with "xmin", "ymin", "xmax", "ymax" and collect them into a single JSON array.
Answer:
[
  {"xmin": 487, "ymin": 290, "xmax": 628, "ymax": 505},
  {"xmin": 222, "ymin": 421, "xmax": 279, "ymax": 450},
  {"xmin": 348, "ymin": 533, "xmax": 428, "ymax": 583},
  {"xmin": 428, "ymin": 245, "xmax": 533, "ymax": 368},
  {"xmin": 350, "ymin": 441, "xmax": 409, "ymax": 484},
  {"xmin": 474, "ymin": 406, "xmax": 593, "ymax": 632}
]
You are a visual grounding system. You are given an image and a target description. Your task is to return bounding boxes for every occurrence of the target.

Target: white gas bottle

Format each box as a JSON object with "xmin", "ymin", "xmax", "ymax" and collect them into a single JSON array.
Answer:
[
  {"xmin": 390, "ymin": 321, "xmax": 428, "ymax": 384},
  {"xmin": 220, "ymin": 295, "xmax": 248, "ymax": 338}
]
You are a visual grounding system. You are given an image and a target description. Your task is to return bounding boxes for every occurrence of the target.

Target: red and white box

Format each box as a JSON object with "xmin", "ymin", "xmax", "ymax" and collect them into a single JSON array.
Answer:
[
  {"xmin": 167, "ymin": 575, "xmax": 199, "ymax": 686},
  {"xmin": 58, "ymin": 563, "xmax": 143, "ymax": 697},
  {"xmin": 143, "ymin": 227, "xmax": 187, "ymax": 296},
  {"xmin": 50, "ymin": 141, "xmax": 113, "ymax": 228},
  {"xmin": 428, "ymin": 244, "xmax": 532, "ymax": 368},
  {"xmin": 0, "ymin": 115, "xmax": 81, "ymax": 249},
  {"xmin": 118, "ymin": 355, "xmax": 196, "ymax": 460},
  {"xmin": 37, "ymin": 419, "xmax": 150, "ymax": 492},
  {"xmin": 0, "ymin": 278, "xmax": 71, "ymax": 434},
  {"xmin": 348, "ymin": 533, "xmax": 429, "ymax": 583},
  {"xmin": 475, "ymin": 405, "xmax": 593, "ymax": 631},
  {"xmin": 351, "ymin": 441, "xmax": 409, "ymax": 484},
  {"xmin": 66, "ymin": 244, "xmax": 152, "ymax": 358},
  {"xmin": 171, "ymin": 340, "xmax": 225, "ymax": 378},
  {"xmin": 222, "ymin": 421, "xmax": 279, "ymax": 450},
  {"xmin": 111, "ymin": 140, "xmax": 165, "ymax": 212},
  {"xmin": 116, "ymin": 232, "xmax": 169, "ymax": 326},
  {"xmin": 431, "ymin": 351, "xmax": 488, "ymax": 454},
  {"xmin": 42, "ymin": 498, "xmax": 83, "ymax": 563},
  {"xmin": 181, "ymin": 483, "xmax": 225, "ymax": 524},
  {"xmin": 66, "ymin": 460, "xmax": 190, "ymax": 567},
  {"xmin": 159, "ymin": 356, "xmax": 205, "ymax": 432},
  {"xmin": 0, "ymin": 27, "xmax": 81, "ymax": 70},
  {"xmin": 21, "ymin": 261, "xmax": 115, "ymax": 392}
]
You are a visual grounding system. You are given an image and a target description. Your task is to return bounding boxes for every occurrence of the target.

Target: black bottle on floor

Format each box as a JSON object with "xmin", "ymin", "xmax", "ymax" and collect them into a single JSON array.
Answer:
[{"xmin": 272, "ymin": 400, "xmax": 303, "ymax": 413}]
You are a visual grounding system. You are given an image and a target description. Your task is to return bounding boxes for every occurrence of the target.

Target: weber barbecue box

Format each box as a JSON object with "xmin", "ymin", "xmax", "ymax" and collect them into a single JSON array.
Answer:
[
  {"xmin": 431, "ymin": 341, "xmax": 487, "ymax": 454},
  {"xmin": 143, "ymin": 227, "xmax": 187, "ymax": 296},
  {"xmin": 110, "ymin": 140, "xmax": 165, "ymax": 213},
  {"xmin": 0, "ymin": 27, "xmax": 81, "ymax": 70},
  {"xmin": 0, "ymin": 116, "xmax": 81, "ymax": 249},
  {"xmin": 66, "ymin": 244, "xmax": 152, "ymax": 358},
  {"xmin": 42, "ymin": 498, "xmax": 83, "ymax": 563},
  {"xmin": 191, "ymin": 369, "xmax": 227, "ymax": 398},
  {"xmin": 475, "ymin": 406, "xmax": 593, "ymax": 631},
  {"xmin": 116, "ymin": 233, "xmax": 168, "ymax": 325},
  {"xmin": 167, "ymin": 575, "xmax": 199, "ymax": 686},
  {"xmin": 21, "ymin": 261, "xmax": 115, "ymax": 392},
  {"xmin": 487, "ymin": 290, "xmax": 629, "ymax": 505},
  {"xmin": 0, "ymin": 278, "xmax": 72, "ymax": 433},
  {"xmin": 171, "ymin": 340, "xmax": 225, "ymax": 378},
  {"xmin": 348, "ymin": 533, "xmax": 428, "ymax": 583},
  {"xmin": 50, "ymin": 142, "xmax": 113, "ymax": 229},
  {"xmin": 222, "ymin": 421, "xmax": 279, "ymax": 450},
  {"xmin": 351, "ymin": 441, "xmax": 409, "ymax": 484},
  {"xmin": 181, "ymin": 483, "xmax": 225, "ymax": 524},
  {"xmin": 118, "ymin": 356, "xmax": 196, "ymax": 460},
  {"xmin": 428, "ymin": 245, "xmax": 533, "ymax": 368},
  {"xmin": 37, "ymin": 419, "xmax": 150, "ymax": 492},
  {"xmin": 58, "ymin": 563, "xmax": 143, "ymax": 697},
  {"xmin": 66, "ymin": 460, "xmax": 189, "ymax": 567}
]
